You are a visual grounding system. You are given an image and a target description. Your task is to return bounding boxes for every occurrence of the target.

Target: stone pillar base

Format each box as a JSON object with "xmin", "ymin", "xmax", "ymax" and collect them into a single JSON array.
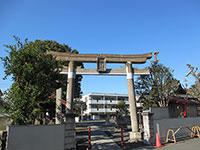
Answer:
[
  {"xmin": 129, "ymin": 132, "xmax": 142, "ymax": 142},
  {"xmin": 64, "ymin": 113, "xmax": 76, "ymax": 150},
  {"xmin": 65, "ymin": 113, "xmax": 76, "ymax": 123}
]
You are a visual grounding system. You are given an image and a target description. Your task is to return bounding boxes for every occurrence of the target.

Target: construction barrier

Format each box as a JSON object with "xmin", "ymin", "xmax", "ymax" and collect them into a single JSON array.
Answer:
[
  {"xmin": 155, "ymin": 133, "xmax": 163, "ymax": 147},
  {"xmin": 191, "ymin": 126, "xmax": 200, "ymax": 138},
  {"xmin": 166, "ymin": 125, "xmax": 200, "ymax": 144},
  {"xmin": 166, "ymin": 129, "xmax": 177, "ymax": 144}
]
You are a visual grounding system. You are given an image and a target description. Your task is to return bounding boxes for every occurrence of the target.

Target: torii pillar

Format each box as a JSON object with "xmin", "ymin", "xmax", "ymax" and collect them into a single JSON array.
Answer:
[
  {"xmin": 66, "ymin": 61, "xmax": 76, "ymax": 113},
  {"xmin": 55, "ymin": 61, "xmax": 76, "ymax": 123},
  {"xmin": 126, "ymin": 62, "xmax": 142, "ymax": 142},
  {"xmin": 64, "ymin": 61, "xmax": 77, "ymax": 149}
]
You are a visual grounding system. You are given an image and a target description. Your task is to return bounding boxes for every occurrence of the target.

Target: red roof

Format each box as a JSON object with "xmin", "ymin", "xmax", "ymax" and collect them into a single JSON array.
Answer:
[{"xmin": 170, "ymin": 97, "xmax": 200, "ymax": 105}]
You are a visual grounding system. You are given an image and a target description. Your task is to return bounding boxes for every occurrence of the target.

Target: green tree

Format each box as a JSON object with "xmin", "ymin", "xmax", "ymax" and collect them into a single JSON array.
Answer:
[
  {"xmin": 1, "ymin": 36, "xmax": 82, "ymax": 125},
  {"xmin": 116, "ymin": 100, "xmax": 129, "ymax": 115},
  {"xmin": 135, "ymin": 61, "xmax": 179, "ymax": 109},
  {"xmin": 73, "ymin": 99, "xmax": 86, "ymax": 116},
  {"xmin": 30, "ymin": 39, "xmax": 83, "ymax": 98},
  {"xmin": 0, "ymin": 90, "xmax": 3, "ymax": 110}
]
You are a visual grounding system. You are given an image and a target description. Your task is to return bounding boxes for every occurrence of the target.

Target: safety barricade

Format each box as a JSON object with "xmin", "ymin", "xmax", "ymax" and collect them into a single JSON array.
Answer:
[
  {"xmin": 191, "ymin": 126, "xmax": 200, "ymax": 138},
  {"xmin": 166, "ymin": 125, "xmax": 200, "ymax": 144}
]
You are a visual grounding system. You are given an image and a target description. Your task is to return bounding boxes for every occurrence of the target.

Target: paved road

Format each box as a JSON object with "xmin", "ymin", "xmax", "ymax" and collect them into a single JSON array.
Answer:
[
  {"xmin": 157, "ymin": 138, "xmax": 200, "ymax": 150},
  {"xmin": 76, "ymin": 121, "xmax": 200, "ymax": 150},
  {"xmin": 76, "ymin": 121, "xmax": 122, "ymax": 150},
  {"xmin": 133, "ymin": 138, "xmax": 200, "ymax": 150},
  {"xmin": 91, "ymin": 125, "xmax": 121, "ymax": 150}
]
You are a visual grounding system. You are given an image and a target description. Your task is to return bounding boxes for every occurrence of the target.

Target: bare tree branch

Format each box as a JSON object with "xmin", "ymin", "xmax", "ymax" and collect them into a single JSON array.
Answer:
[{"xmin": 187, "ymin": 64, "xmax": 200, "ymax": 90}]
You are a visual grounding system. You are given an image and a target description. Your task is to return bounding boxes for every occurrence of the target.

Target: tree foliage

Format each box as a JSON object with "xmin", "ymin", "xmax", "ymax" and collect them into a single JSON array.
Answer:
[
  {"xmin": 0, "ymin": 90, "xmax": 3, "ymax": 110},
  {"xmin": 116, "ymin": 100, "xmax": 129, "ymax": 115},
  {"xmin": 73, "ymin": 99, "xmax": 87, "ymax": 116},
  {"xmin": 135, "ymin": 61, "xmax": 179, "ymax": 109},
  {"xmin": 1, "ymin": 36, "xmax": 82, "ymax": 125}
]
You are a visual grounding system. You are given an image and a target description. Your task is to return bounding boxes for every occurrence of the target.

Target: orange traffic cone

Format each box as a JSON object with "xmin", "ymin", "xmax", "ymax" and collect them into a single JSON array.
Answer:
[{"xmin": 155, "ymin": 133, "xmax": 163, "ymax": 147}]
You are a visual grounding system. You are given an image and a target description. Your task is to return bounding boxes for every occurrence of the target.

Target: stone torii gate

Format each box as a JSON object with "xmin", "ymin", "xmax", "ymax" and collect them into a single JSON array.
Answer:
[{"xmin": 48, "ymin": 51, "xmax": 152, "ymax": 142}]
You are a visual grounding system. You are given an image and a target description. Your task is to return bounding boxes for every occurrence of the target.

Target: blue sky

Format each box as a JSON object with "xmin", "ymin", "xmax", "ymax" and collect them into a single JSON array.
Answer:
[{"xmin": 0, "ymin": 0, "xmax": 200, "ymax": 94}]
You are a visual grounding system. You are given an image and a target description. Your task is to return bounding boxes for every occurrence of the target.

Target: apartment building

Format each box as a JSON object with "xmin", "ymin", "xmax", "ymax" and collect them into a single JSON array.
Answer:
[{"xmin": 81, "ymin": 93, "xmax": 142, "ymax": 119}]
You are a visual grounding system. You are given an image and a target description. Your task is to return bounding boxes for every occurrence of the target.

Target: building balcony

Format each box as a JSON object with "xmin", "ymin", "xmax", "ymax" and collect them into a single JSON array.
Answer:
[
  {"xmin": 87, "ymin": 108, "xmax": 117, "ymax": 113},
  {"xmin": 88, "ymin": 100, "xmax": 129, "ymax": 105}
]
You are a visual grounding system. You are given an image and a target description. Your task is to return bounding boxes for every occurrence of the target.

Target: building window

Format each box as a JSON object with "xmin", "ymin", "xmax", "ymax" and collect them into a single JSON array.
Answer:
[
  {"xmin": 118, "ymin": 97, "xmax": 123, "ymax": 101},
  {"xmin": 92, "ymin": 96, "xmax": 102, "ymax": 100},
  {"xmin": 105, "ymin": 96, "xmax": 115, "ymax": 100}
]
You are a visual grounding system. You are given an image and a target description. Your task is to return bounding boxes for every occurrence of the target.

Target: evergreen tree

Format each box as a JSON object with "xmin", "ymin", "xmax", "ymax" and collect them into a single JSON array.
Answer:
[
  {"xmin": 135, "ymin": 61, "xmax": 179, "ymax": 109},
  {"xmin": 1, "ymin": 36, "xmax": 82, "ymax": 125},
  {"xmin": 116, "ymin": 100, "xmax": 129, "ymax": 115}
]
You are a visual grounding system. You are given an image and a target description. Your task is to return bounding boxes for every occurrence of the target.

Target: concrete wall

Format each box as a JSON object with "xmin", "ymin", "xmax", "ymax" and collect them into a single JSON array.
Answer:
[
  {"xmin": 7, "ymin": 124, "xmax": 65, "ymax": 150},
  {"xmin": 150, "ymin": 104, "xmax": 198, "ymax": 119},
  {"xmin": 143, "ymin": 112, "xmax": 200, "ymax": 144},
  {"xmin": 168, "ymin": 103, "xmax": 198, "ymax": 118},
  {"xmin": 6, "ymin": 123, "xmax": 76, "ymax": 150},
  {"xmin": 149, "ymin": 107, "xmax": 169, "ymax": 120},
  {"xmin": 154, "ymin": 117, "xmax": 200, "ymax": 142},
  {"xmin": 168, "ymin": 103, "xmax": 184, "ymax": 118},
  {"xmin": 188, "ymin": 105, "xmax": 197, "ymax": 117}
]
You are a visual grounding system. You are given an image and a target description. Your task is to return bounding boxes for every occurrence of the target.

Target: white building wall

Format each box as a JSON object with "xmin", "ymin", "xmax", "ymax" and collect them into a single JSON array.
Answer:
[{"xmin": 81, "ymin": 93, "xmax": 141, "ymax": 117}]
